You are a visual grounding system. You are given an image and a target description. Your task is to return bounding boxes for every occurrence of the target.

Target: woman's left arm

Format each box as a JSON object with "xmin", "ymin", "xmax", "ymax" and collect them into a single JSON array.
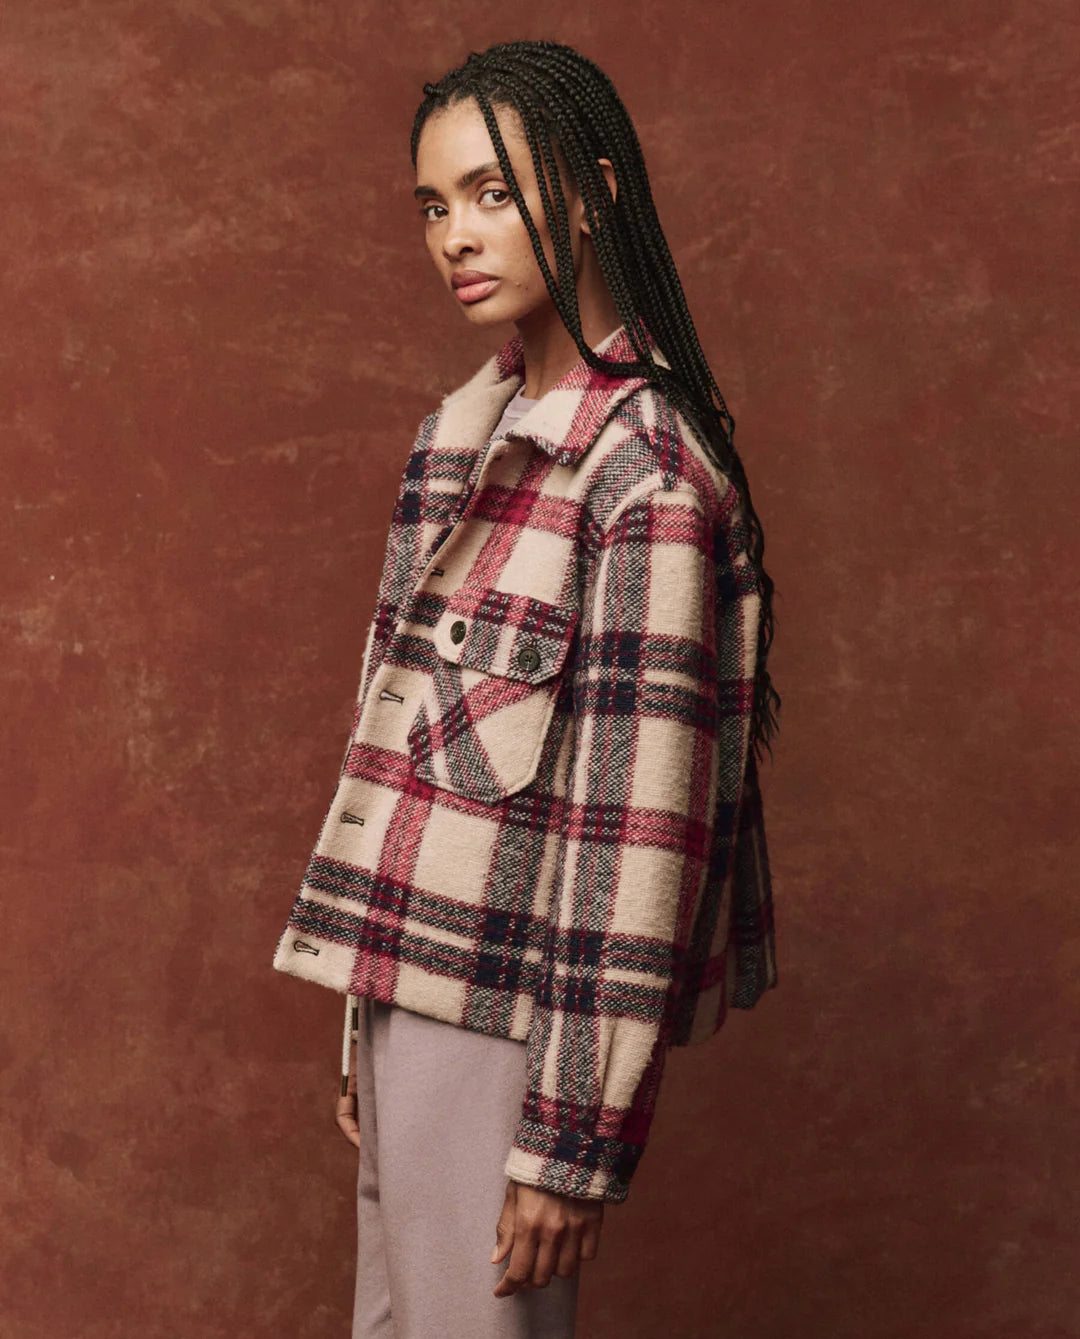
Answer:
[{"xmin": 503, "ymin": 480, "xmax": 759, "ymax": 1205}]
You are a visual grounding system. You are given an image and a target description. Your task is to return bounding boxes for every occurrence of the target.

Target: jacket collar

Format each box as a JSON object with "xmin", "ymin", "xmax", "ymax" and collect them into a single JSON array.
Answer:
[{"xmin": 433, "ymin": 322, "xmax": 670, "ymax": 469}]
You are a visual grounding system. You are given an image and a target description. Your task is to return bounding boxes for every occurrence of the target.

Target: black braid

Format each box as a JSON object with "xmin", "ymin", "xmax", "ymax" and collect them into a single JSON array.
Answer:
[{"xmin": 411, "ymin": 41, "xmax": 781, "ymax": 763}]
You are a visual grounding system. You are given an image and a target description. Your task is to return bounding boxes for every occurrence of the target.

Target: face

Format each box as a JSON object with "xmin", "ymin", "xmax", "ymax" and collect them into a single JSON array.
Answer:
[{"xmin": 413, "ymin": 97, "xmax": 591, "ymax": 328}]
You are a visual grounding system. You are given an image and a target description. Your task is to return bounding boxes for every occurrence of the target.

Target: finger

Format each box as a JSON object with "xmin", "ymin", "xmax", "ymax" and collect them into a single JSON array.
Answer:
[
  {"xmin": 530, "ymin": 1233, "xmax": 560, "ymax": 1288},
  {"xmin": 580, "ymin": 1219, "xmax": 601, "ymax": 1260},
  {"xmin": 335, "ymin": 1114, "xmax": 361, "ymax": 1148},
  {"xmin": 334, "ymin": 1093, "xmax": 361, "ymax": 1146},
  {"xmin": 554, "ymin": 1225, "xmax": 583, "ymax": 1278},
  {"xmin": 493, "ymin": 1230, "xmax": 537, "ymax": 1298},
  {"xmin": 491, "ymin": 1194, "xmax": 515, "ymax": 1264}
]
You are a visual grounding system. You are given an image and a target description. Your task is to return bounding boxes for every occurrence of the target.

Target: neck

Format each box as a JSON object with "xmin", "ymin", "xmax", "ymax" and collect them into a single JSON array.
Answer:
[{"xmin": 513, "ymin": 242, "xmax": 622, "ymax": 397}]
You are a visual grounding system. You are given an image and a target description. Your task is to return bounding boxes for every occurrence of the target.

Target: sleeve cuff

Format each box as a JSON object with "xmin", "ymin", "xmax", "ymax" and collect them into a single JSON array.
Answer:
[{"xmin": 503, "ymin": 1118, "xmax": 643, "ymax": 1204}]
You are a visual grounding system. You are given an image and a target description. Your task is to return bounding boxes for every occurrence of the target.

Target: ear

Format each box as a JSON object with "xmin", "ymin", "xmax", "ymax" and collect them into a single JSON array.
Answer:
[{"xmin": 581, "ymin": 157, "xmax": 617, "ymax": 236}]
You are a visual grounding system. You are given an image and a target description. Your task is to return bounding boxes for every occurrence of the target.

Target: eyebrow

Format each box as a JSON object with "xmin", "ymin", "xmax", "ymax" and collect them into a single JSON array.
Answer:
[{"xmin": 413, "ymin": 160, "xmax": 504, "ymax": 200}]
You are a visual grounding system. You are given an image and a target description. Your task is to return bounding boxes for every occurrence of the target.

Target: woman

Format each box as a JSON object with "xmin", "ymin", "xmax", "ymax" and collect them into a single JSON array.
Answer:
[{"xmin": 271, "ymin": 39, "xmax": 780, "ymax": 1339}]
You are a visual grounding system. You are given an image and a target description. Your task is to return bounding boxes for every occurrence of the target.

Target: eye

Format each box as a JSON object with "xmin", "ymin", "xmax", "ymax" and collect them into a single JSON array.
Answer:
[
  {"xmin": 419, "ymin": 202, "xmax": 446, "ymax": 222},
  {"xmin": 480, "ymin": 186, "xmax": 510, "ymax": 206}
]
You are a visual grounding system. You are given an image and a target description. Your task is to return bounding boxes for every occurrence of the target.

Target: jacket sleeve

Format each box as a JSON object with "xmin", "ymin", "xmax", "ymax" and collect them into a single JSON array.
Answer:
[{"xmin": 503, "ymin": 482, "xmax": 757, "ymax": 1203}]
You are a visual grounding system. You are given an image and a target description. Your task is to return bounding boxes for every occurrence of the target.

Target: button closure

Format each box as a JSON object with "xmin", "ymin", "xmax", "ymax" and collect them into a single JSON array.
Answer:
[
  {"xmin": 516, "ymin": 643, "xmax": 541, "ymax": 673},
  {"xmin": 450, "ymin": 619, "xmax": 467, "ymax": 644}
]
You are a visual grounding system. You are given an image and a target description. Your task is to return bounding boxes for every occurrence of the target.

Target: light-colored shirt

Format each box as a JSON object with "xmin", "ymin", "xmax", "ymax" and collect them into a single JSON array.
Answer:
[{"xmin": 490, "ymin": 386, "xmax": 540, "ymax": 442}]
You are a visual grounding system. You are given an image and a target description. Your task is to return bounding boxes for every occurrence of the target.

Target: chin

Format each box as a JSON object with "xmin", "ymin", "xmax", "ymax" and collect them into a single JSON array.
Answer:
[
  {"xmin": 459, "ymin": 301, "xmax": 514, "ymax": 326},
  {"xmin": 464, "ymin": 295, "xmax": 550, "ymax": 331}
]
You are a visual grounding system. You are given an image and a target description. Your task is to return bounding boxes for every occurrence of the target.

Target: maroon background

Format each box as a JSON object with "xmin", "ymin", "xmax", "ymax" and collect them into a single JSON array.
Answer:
[{"xmin": 3, "ymin": 4, "xmax": 1078, "ymax": 1336}]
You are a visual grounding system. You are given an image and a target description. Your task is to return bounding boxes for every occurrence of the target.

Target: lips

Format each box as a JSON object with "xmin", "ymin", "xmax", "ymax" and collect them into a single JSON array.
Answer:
[
  {"xmin": 451, "ymin": 271, "xmax": 500, "ymax": 304},
  {"xmin": 451, "ymin": 269, "xmax": 497, "ymax": 289}
]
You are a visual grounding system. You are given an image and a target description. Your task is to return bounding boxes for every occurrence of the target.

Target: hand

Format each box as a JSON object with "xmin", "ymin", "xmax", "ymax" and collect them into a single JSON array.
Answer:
[
  {"xmin": 491, "ymin": 1178, "xmax": 604, "ymax": 1297},
  {"xmin": 335, "ymin": 1060, "xmax": 361, "ymax": 1149}
]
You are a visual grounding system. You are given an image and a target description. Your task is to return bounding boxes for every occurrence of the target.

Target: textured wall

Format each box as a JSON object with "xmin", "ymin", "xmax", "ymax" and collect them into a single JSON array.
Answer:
[{"xmin": 3, "ymin": 3, "xmax": 1077, "ymax": 1336}]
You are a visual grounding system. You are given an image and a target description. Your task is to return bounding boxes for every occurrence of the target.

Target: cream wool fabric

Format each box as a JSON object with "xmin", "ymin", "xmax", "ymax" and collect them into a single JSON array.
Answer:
[{"xmin": 271, "ymin": 323, "xmax": 777, "ymax": 1202}]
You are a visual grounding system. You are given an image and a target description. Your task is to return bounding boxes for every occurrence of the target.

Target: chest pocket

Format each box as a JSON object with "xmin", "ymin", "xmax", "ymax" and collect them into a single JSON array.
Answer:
[{"xmin": 406, "ymin": 586, "xmax": 580, "ymax": 802}]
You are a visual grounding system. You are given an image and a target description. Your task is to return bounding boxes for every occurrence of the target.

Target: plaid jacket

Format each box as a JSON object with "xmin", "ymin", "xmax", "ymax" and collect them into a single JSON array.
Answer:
[{"xmin": 271, "ymin": 322, "xmax": 777, "ymax": 1203}]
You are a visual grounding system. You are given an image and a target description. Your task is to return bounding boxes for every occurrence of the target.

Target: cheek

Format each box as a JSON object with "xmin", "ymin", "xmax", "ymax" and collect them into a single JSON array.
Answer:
[{"xmin": 498, "ymin": 219, "xmax": 547, "ymax": 285}]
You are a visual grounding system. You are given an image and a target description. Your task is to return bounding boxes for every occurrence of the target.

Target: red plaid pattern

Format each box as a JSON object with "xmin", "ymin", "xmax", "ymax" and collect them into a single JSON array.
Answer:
[{"xmin": 271, "ymin": 323, "xmax": 777, "ymax": 1202}]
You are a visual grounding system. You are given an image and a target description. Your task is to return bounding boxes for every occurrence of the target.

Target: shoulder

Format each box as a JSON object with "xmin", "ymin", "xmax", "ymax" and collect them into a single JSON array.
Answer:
[{"xmin": 584, "ymin": 380, "xmax": 739, "ymax": 534}]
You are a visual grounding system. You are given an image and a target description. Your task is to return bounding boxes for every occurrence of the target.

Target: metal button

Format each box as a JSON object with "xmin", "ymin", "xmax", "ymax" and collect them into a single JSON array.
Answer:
[
  {"xmin": 516, "ymin": 643, "xmax": 541, "ymax": 673},
  {"xmin": 450, "ymin": 619, "xmax": 466, "ymax": 644}
]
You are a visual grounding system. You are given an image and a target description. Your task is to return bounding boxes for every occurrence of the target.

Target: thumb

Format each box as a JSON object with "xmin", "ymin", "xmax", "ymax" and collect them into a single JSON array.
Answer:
[
  {"xmin": 490, "ymin": 1222, "xmax": 511, "ymax": 1264},
  {"xmin": 491, "ymin": 1183, "xmax": 516, "ymax": 1262}
]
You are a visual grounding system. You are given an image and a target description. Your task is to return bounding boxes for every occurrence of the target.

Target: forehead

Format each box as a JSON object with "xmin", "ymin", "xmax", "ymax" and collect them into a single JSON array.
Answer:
[{"xmin": 414, "ymin": 98, "xmax": 526, "ymax": 182}]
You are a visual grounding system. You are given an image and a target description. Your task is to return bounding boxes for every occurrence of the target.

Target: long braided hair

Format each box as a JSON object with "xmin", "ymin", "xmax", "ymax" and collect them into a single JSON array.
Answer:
[{"xmin": 410, "ymin": 40, "xmax": 781, "ymax": 763}]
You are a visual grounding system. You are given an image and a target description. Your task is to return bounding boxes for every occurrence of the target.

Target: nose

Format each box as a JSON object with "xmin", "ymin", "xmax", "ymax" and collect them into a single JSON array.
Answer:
[{"xmin": 441, "ymin": 203, "xmax": 480, "ymax": 262}]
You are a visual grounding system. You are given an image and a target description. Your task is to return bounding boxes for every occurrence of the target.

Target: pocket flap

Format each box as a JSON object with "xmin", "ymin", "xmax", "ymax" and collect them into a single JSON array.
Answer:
[{"xmin": 432, "ymin": 587, "xmax": 579, "ymax": 684}]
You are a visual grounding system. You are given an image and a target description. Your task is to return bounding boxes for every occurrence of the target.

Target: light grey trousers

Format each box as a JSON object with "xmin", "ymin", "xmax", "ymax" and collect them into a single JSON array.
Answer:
[{"xmin": 352, "ymin": 994, "xmax": 581, "ymax": 1339}]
